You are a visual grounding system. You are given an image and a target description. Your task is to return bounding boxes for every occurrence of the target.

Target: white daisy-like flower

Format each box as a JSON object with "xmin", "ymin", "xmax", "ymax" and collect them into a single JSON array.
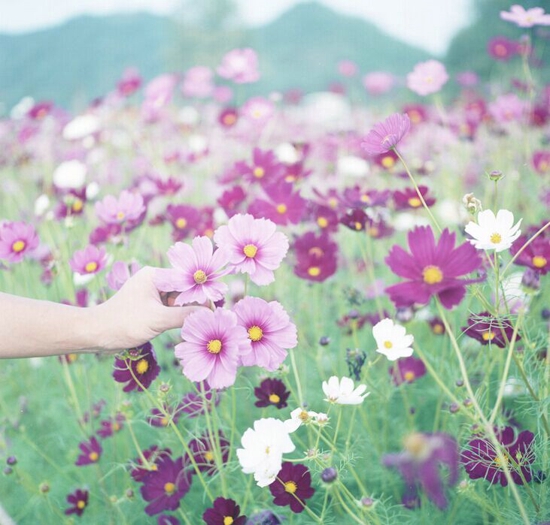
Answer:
[
  {"xmin": 284, "ymin": 407, "xmax": 318, "ymax": 432},
  {"xmin": 372, "ymin": 318, "xmax": 414, "ymax": 361},
  {"xmin": 322, "ymin": 376, "xmax": 369, "ymax": 405},
  {"xmin": 464, "ymin": 209, "xmax": 522, "ymax": 253}
]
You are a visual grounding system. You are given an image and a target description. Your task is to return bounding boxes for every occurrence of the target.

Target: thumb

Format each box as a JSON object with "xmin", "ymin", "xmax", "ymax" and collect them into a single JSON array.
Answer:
[{"xmin": 157, "ymin": 304, "xmax": 204, "ymax": 332}]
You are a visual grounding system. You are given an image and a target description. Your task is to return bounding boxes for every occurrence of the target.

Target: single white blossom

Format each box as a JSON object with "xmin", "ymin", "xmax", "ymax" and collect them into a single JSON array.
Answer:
[
  {"xmin": 372, "ymin": 318, "xmax": 414, "ymax": 361},
  {"xmin": 322, "ymin": 376, "xmax": 369, "ymax": 405},
  {"xmin": 285, "ymin": 407, "xmax": 318, "ymax": 432},
  {"xmin": 465, "ymin": 209, "xmax": 522, "ymax": 252}
]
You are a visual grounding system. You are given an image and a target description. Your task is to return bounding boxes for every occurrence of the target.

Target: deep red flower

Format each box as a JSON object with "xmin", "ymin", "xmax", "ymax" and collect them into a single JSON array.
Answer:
[
  {"xmin": 293, "ymin": 231, "xmax": 338, "ymax": 282},
  {"xmin": 462, "ymin": 312, "xmax": 520, "ymax": 348},
  {"xmin": 188, "ymin": 431, "xmax": 230, "ymax": 476},
  {"xmin": 75, "ymin": 436, "xmax": 102, "ymax": 466},
  {"xmin": 202, "ymin": 497, "xmax": 247, "ymax": 525},
  {"xmin": 113, "ymin": 343, "xmax": 161, "ymax": 392},
  {"xmin": 130, "ymin": 446, "xmax": 172, "ymax": 483},
  {"xmin": 270, "ymin": 462, "xmax": 315, "ymax": 513},
  {"xmin": 254, "ymin": 378, "xmax": 291, "ymax": 409},
  {"xmin": 393, "ymin": 186, "xmax": 435, "ymax": 210},
  {"xmin": 488, "ymin": 36, "xmax": 518, "ymax": 61},
  {"xmin": 65, "ymin": 488, "xmax": 89, "ymax": 516}
]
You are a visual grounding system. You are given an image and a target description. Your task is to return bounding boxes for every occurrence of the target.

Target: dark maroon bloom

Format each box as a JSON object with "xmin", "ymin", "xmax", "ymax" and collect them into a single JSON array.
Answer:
[
  {"xmin": 270, "ymin": 462, "xmax": 315, "ymax": 514},
  {"xmin": 153, "ymin": 177, "xmax": 183, "ymax": 196},
  {"xmin": 428, "ymin": 317, "xmax": 445, "ymax": 336},
  {"xmin": 510, "ymin": 234, "xmax": 550, "ymax": 274},
  {"xmin": 488, "ymin": 36, "xmax": 518, "ymax": 61},
  {"xmin": 340, "ymin": 208, "xmax": 368, "ymax": 232},
  {"xmin": 188, "ymin": 431, "xmax": 229, "ymax": 476},
  {"xmin": 179, "ymin": 384, "xmax": 219, "ymax": 418},
  {"xmin": 113, "ymin": 343, "xmax": 161, "ymax": 392},
  {"xmin": 217, "ymin": 186, "xmax": 247, "ymax": 218},
  {"xmin": 393, "ymin": 186, "xmax": 435, "ymax": 210},
  {"xmin": 373, "ymin": 149, "xmax": 399, "ymax": 170},
  {"xmin": 462, "ymin": 312, "xmax": 520, "ymax": 348},
  {"xmin": 131, "ymin": 446, "xmax": 172, "ymax": 483},
  {"xmin": 337, "ymin": 310, "xmax": 371, "ymax": 335},
  {"xmin": 248, "ymin": 182, "xmax": 306, "ymax": 225},
  {"xmin": 65, "ymin": 488, "xmax": 89, "ymax": 516},
  {"xmin": 140, "ymin": 455, "xmax": 192, "ymax": 516},
  {"xmin": 532, "ymin": 151, "xmax": 550, "ymax": 174},
  {"xmin": 55, "ymin": 188, "xmax": 87, "ymax": 218},
  {"xmin": 165, "ymin": 204, "xmax": 201, "ymax": 241},
  {"xmin": 218, "ymin": 107, "xmax": 239, "ymax": 128},
  {"xmin": 390, "ymin": 356, "xmax": 427, "ymax": 385},
  {"xmin": 202, "ymin": 497, "xmax": 247, "ymax": 525},
  {"xmin": 385, "ymin": 226, "xmax": 484, "ymax": 309},
  {"xmin": 75, "ymin": 436, "xmax": 102, "ymax": 466},
  {"xmin": 461, "ymin": 427, "xmax": 535, "ymax": 486},
  {"xmin": 97, "ymin": 413, "xmax": 125, "ymax": 438},
  {"xmin": 383, "ymin": 432, "xmax": 459, "ymax": 509},
  {"xmin": 254, "ymin": 378, "xmax": 291, "ymax": 409},
  {"xmin": 293, "ymin": 231, "xmax": 338, "ymax": 282},
  {"xmin": 148, "ymin": 403, "xmax": 183, "ymax": 428},
  {"xmin": 365, "ymin": 216, "xmax": 394, "ymax": 239},
  {"xmin": 282, "ymin": 160, "xmax": 311, "ymax": 184}
]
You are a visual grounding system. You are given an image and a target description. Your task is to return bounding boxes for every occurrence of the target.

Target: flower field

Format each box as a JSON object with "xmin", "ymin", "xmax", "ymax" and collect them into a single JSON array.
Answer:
[{"xmin": 1, "ymin": 7, "xmax": 550, "ymax": 525}]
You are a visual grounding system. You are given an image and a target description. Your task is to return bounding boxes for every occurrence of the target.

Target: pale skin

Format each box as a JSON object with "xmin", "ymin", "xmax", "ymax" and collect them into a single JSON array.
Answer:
[{"xmin": 0, "ymin": 266, "xmax": 203, "ymax": 359}]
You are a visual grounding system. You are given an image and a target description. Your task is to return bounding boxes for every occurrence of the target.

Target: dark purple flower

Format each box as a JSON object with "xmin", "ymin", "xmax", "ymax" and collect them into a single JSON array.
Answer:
[
  {"xmin": 130, "ymin": 446, "xmax": 172, "ymax": 483},
  {"xmin": 389, "ymin": 356, "xmax": 427, "ymax": 385},
  {"xmin": 254, "ymin": 378, "xmax": 291, "ymax": 409},
  {"xmin": 65, "ymin": 488, "xmax": 89, "ymax": 516},
  {"xmin": 140, "ymin": 455, "xmax": 192, "ymax": 516},
  {"xmin": 246, "ymin": 510, "xmax": 284, "ymax": 524},
  {"xmin": 293, "ymin": 231, "xmax": 338, "ymax": 282},
  {"xmin": 361, "ymin": 113, "xmax": 411, "ymax": 156},
  {"xmin": 385, "ymin": 226, "xmax": 484, "ymax": 309},
  {"xmin": 75, "ymin": 436, "xmax": 102, "ymax": 466},
  {"xmin": 188, "ymin": 431, "xmax": 230, "ymax": 476},
  {"xmin": 383, "ymin": 432, "xmax": 459, "ymax": 509},
  {"xmin": 462, "ymin": 312, "xmax": 520, "ymax": 348},
  {"xmin": 461, "ymin": 426, "xmax": 535, "ymax": 486},
  {"xmin": 113, "ymin": 343, "xmax": 161, "ymax": 392},
  {"xmin": 179, "ymin": 385, "xmax": 219, "ymax": 418},
  {"xmin": 202, "ymin": 497, "xmax": 247, "ymax": 525},
  {"xmin": 148, "ymin": 403, "xmax": 183, "ymax": 428},
  {"xmin": 340, "ymin": 208, "xmax": 368, "ymax": 232},
  {"xmin": 97, "ymin": 413, "xmax": 125, "ymax": 438},
  {"xmin": 393, "ymin": 186, "xmax": 435, "ymax": 210},
  {"xmin": 269, "ymin": 462, "xmax": 315, "ymax": 514}
]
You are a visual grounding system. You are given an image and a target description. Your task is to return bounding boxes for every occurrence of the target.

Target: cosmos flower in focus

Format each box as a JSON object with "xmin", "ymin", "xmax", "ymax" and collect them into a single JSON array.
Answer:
[
  {"xmin": 372, "ymin": 318, "xmax": 414, "ymax": 361},
  {"xmin": 254, "ymin": 378, "xmax": 291, "ymax": 409},
  {"xmin": 75, "ymin": 436, "xmax": 102, "ymax": 466},
  {"xmin": 202, "ymin": 497, "xmax": 247, "ymax": 525},
  {"xmin": 0, "ymin": 221, "xmax": 39, "ymax": 263},
  {"xmin": 269, "ymin": 462, "xmax": 315, "ymax": 514},
  {"xmin": 322, "ymin": 376, "xmax": 369, "ymax": 405},
  {"xmin": 113, "ymin": 343, "xmax": 161, "ymax": 392},
  {"xmin": 361, "ymin": 113, "xmax": 411, "ymax": 156},
  {"xmin": 465, "ymin": 209, "xmax": 522, "ymax": 252}
]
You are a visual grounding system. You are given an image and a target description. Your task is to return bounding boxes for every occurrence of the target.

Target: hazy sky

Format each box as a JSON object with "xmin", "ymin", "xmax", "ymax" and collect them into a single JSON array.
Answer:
[{"xmin": 1, "ymin": 0, "xmax": 473, "ymax": 55}]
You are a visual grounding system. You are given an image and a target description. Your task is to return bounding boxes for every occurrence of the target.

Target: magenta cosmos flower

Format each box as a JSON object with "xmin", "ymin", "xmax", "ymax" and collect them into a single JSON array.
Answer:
[
  {"xmin": 217, "ymin": 48, "xmax": 260, "ymax": 84},
  {"xmin": 361, "ymin": 113, "xmax": 411, "ymax": 156},
  {"xmin": 95, "ymin": 190, "xmax": 146, "ymax": 226},
  {"xmin": 500, "ymin": 5, "xmax": 550, "ymax": 27},
  {"xmin": 407, "ymin": 60, "xmax": 449, "ymax": 96},
  {"xmin": 176, "ymin": 308, "xmax": 251, "ymax": 389},
  {"xmin": 0, "ymin": 221, "xmax": 39, "ymax": 263},
  {"xmin": 65, "ymin": 489, "xmax": 89, "ymax": 517},
  {"xmin": 385, "ymin": 226, "xmax": 484, "ymax": 309},
  {"xmin": 233, "ymin": 296, "xmax": 297, "ymax": 371},
  {"xmin": 155, "ymin": 236, "xmax": 229, "ymax": 305},
  {"xmin": 69, "ymin": 244, "xmax": 108, "ymax": 275},
  {"xmin": 75, "ymin": 436, "xmax": 102, "ymax": 466},
  {"xmin": 213, "ymin": 214, "xmax": 289, "ymax": 286}
]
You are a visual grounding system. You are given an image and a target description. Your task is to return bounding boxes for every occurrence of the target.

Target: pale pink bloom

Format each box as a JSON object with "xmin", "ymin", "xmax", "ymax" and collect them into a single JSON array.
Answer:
[
  {"xmin": 500, "ymin": 5, "xmax": 550, "ymax": 27},
  {"xmin": 155, "ymin": 236, "xmax": 229, "ymax": 305},
  {"xmin": 361, "ymin": 113, "xmax": 411, "ymax": 156},
  {"xmin": 338, "ymin": 60, "xmax": 358, "ymax": 77},
  {"xmin": 213, "ymin": 85, "xmax": 233, "ymax": 103},
  {"xmin": 456, "ymin": 71, "xmax": 479, "ymax": 87},
  {"xmin": 175, "ymin": 308, "xmax": 251, "ymax": 389},
  {"xmin": 95, "ymin": 190, "xmax": 145, "ymax": 225},
  {"xmin": 213, "ymin": 213, "xmax": 289, "ymax": 286},
  {"xmin": 144, "ymin": 74, "xmax": 177, "ymax": 108},
  {"xmin": 233, "ymin": 296, "xmax": 297, "ymax": 371},
  {"xmin": 217, "ymin": 48, "xmax": 260, "ymax": 84},
  {"xmin": 407, "ymin": 60, "xmax": 449, "ymax": 96},
  {"xmin": 106, "ymin": 260, "xmax": 141, "ymax": 291},
  {"xmin": 181, "ymin": 66, "xmax": 214, "ymax": 98},
  {"xmin": 488, "ymin": 93, "xmax": 528, "ymax": 124},
  {"xmin": 0, "ymin": 221, "xmax": 39, "ymax": 263},
  {"xmin": 69, "ymin": 245, "xmax": 108, "ymax": 275},
  {"xmin": 362, "ymin": 71, "xmax": 394, "ymax": 95},
  {"xmin": 241, "ymin": 97, "xmax": 275, "ymax": 124}
]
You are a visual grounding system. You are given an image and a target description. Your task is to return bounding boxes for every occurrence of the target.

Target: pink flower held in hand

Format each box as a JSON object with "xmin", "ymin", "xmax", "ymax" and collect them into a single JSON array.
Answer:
[
  {"xmin": 176, "ymin": 308, "xmax": 251, "ymax": 389},
  {"xmin": 214, "ymin": 213, "xmax": 289, "ymax": 286},
  {"xmin": 0, "ymin": 221, "xmax": 39, "ymax": 263},
  {"xmin": 361, "ymin": 113, "xmax": 411, "ymax": 156},
  {"xmin": 69, "ymin": 245, "xmax": 108, "ymax": 275},
  {"xmin": 233, "ymin": 296, "xmax": 297, "ymax": 371},
  {"xmin": 155, "ymin": 236, "xmax": 229, "ymax": 305},
  {"xmin": 407, "ymin": 60, "xmax": 449, "ymax": 96},
  {"xmin": 500, "ymin": 5, "xmax": 550, "ymax": 27},
  {"xmin": 95, "ymin": 190, "xmax": 145, "ymax": 226}
]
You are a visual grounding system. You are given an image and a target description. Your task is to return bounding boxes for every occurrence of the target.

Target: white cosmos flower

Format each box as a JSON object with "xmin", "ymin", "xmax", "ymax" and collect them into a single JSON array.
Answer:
[
  {"xmin": 372, "ymin": 318, "xmax": 414, "ymax": 361},
  {"xmin": 53, "ymin": 160, "xmax": 87, "ymax": 189},
  {"xmin": 63, "ymin": 114, "xmax": 100, "ymax": 140},
  {"xmin": 464, "ymin": 209, "xmax": 522, "ymax": 252},
  {"xmin": 285, "ymin": 407, "xmax": 318, "ymax": 432},
  {"xmin": 236, "ymin": 418, "xmax": 295, "ymax": 487},
  {"xmin": 322, "ymin": 376, "xmax": 369, "ymax": 405}
]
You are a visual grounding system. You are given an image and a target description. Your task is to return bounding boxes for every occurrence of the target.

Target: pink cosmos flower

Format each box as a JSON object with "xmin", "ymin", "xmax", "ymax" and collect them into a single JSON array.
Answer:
[
  {"xmin": 500, "ymin": 5, "xmax": 550, "ymax": 27},
  {"xmin": 181, "ymin": 66, "xmax": 214, "ymax": 98},
  {"xmin": 385, "ymin": 226, "xmax": 484, "ymax": 309},
  {"xmin": 488, "ymin": 36, "xmax": 519, "ymax": 61},
  {"xmin": 407, "ymin": 60, "xmax": 449, "ymax": 96},
  {"xmin": 69, "ymin": 245, "xmax": 108, "ymax": 275},
  {"xmin": 175, "ymin": 308, "xmax": 251, "ymax": 389},
  {"xmin": 106, "ymin": 260, "xmax": 141, "ymax": 291},
  {"xmin": 217, "ymin": 48, "xmax": 260, "ymax": 84},
  {"xmin": 338, "ymin": 60, "xmax": 358, "ymax": 77},
  {"xmin": 95, "ymin": 190, "xmax": 146, "ymax": 226},
  {"xmin": 0, "ymin": 221, "xmax": 39, "ymax": 263},
  {"xmin": 362, "ymin": 72, "xmax": 394, "ymax": 96},
  {"xmin": 241, "ymin": 97, "xmax": 275, "ymax": 124},
  {"xmin": 248, "ymin": 182, "xmax": 306, "ymax": 226},
  {"xmin": 117, "ymin": 67, "xmax": 142, "ymax": 97},
  {"xmin": 361, "ymin": 113, "xmax": 411, "ymax": 156},
  {"xmin": 155, "ymin": 236, "xmax": 229, "ymax": 305},
  {"xmin": 233, "ymin": 296, "xmax": 297, "ymax": 371},
  {"xmin": 489, "ymin": 93, "xmax": 527, "ymax": 124},
  {"xmin": 213, "ymin": 214, "xmax": 289, "ymax": 286}
]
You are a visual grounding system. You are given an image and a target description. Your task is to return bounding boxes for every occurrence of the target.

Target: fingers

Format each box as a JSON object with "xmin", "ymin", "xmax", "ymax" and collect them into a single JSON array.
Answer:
[{"xmin": 159, "ymin": 304, "xmax": 204, "ymax": 331}]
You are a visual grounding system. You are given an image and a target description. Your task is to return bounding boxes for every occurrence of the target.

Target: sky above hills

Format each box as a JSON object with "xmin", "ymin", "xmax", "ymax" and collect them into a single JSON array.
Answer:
[{"xmin": 1, "ymin": 0, "xmax": 472, "ymax": 55}]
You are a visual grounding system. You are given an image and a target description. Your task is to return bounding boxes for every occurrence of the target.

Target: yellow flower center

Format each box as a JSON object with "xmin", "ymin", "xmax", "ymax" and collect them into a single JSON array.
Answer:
[
  {"xmin": 403, "ymin": 432, "xmax": 429, "ymax": 459},
  {"xmin": 243, "ymin": 244, "xmax": 258, "ymax": 258},
  {"xmin": 482, "ymin": 331, "xmax": 495, "ymax": 341},
  {"xmin": 532, "ymin": 255, "xmax": 547, "ymax": 268},
  {"xmin": 269, "ymin": 393, "xmax": 281, "ymax": 404},
  {"xmin": 298, "ymin": 410, "xmax": 309, "ymax": 421},
  {"xmin": 493, "ymin": 454, "xmax": 508, "ymax": 468},
  {"xmin": 77, "ymin": 500, "xmax": 86, "ymax": 510},
  {"xmin": 490, "ymin": 232, "xmax": 502, "ymax": 244},
  {"xmin": 276, "ymin": 203, "xmax": 287, "ymax": 214},
  {"xmin": 360, "ymin": 194, "xmax": 370, "ymax": 203},
  {"xmin": 112, "ymin": 422, "xmax": 121, "ymax": 432},
  {"xmin": 408, "ymin": 197, "xmax": 422, "ymax": 208},
  {"xmin": 422, "ymin": 265, "xmax": 443, "ymax": 284},
  {"xmin": 317, "ymin": 216, "xmax": 328, "ymax": 228},
  {"xmin": 164, "ymin": 482, "xmax": 176, "ymax": 495},
  {"xmin": 367, "ymin": 226, "xmax": 379, "ymax": 238},
  {"xmin": 136, "ymin": 359, "xmax": 149, "ymax": 375},
  {"xmin": 253, "ymin": 166, "xmax": 265, "ymax": 178},
  {"xmin": 72, "ymin": 198, "xmax": 84, "ymax": 212},
  {"xmin": 176, "ymin": 217, "xmax": 187, "ymax": 229},
  {"xmin": 381, "ymin": 155, "xmax": 395, "ymax": 168},
  {"xmin": 12, "ymin": 240, "xmax": 26, "ymax": 253},
  {"xmin": 308, "ymin": 266, "xmax": 321, "ymax": 277},
  {"xmin": 248, "ymin": 325, "xmax": 263, "ymax": 342},
  {"xmin": 204, "ymin": 451, "xmax": 214, "ymax": 462},
  {"xmin": 161, "ymin": 417, "xmax": 169, "ymax": 426},
  {"xmin": 383, "ymin": 341, "xmax": 393, "ymax": 349},
  {"xmin": 432, "ymin": 323, "xmax": 444, "ymax": 334},
  {"xmin": 207, "ymin": 339, "xmax": 222, "ymax": 354},
  {"xmin": 354, "ymin": 221, "xmax": 363, "ymax": 231},
  {"xmin": 89, "ymin": 452, "xmax": 99, "ymax": 462},
  {"xmin": 193, "ymin": 269, "xmax": 207, "ymax": 284},
  {"xmin": 116, "ymin": 211, "xmax": 125, "ymax": 221},
  {"xmin": 284, "ymin": 481, "xmax": 298, "ymax": 494},
  {"xmin": 223, "ymin": 114, "xmax": 236, "ymax": 125},
  {"xmin": 285, "ymin": 174, "xmax": 296, "ymax": 182},
  {"xmin": 404, "ymin": 371, "xmax": 416, "ymax": 381},
  {"xmin": 85, "ymin": 261, "xmax": 98, "ymax": 273},
  {"xmin": 223, "ymin": 517, "xmax": 234, "ymax": 525}
]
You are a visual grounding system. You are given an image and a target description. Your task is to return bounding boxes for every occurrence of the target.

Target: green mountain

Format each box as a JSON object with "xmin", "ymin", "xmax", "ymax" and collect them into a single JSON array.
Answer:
[{"xmin": 0, "ymin": 2, "xmax": 431, "ymax": 111}]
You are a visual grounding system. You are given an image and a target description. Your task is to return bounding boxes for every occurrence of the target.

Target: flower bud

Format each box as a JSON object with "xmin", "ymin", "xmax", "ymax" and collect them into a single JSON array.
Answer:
[
  {"xmin": 321, "ymin": 467, "xmax": 338, "ymax": 483},
  {"xmin": 462, "ymin": 193, "xmax": 482, "ymax": 215}
]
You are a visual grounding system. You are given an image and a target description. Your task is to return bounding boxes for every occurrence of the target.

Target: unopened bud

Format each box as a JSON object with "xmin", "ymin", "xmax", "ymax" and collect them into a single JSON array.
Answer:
[{"xmin": 462, "ymin": 193, "xmax": 482, "ymax": 215}]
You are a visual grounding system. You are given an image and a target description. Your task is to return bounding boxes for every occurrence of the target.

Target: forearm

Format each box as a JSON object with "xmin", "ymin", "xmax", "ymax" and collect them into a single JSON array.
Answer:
[{"xmin": 0, "ymin": 292, "xmax": 102, "ymax": 358}]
